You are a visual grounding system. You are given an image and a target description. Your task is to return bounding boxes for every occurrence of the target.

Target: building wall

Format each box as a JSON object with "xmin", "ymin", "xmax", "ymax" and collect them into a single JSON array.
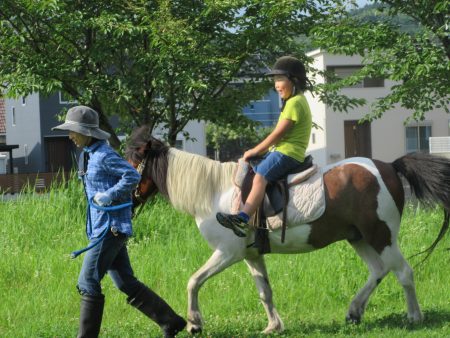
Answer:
[
  {"xmin": 242, "ymin": 90, "xmax": 281, "ymax": 127},
  {"xmin": 5, "ymin": 93, "xmax": 42, "ymax": 173},
  {"xmin": 305, "ymin": 52, "xmax": 328, "ymax": 166},
  {"xmin": 153, "ymin": 120, "xmax": 207, "ymax": 156},
  {"xmin": 40, "ymin": 92, "xmax": 73, "ymax": 139},
  {"xmin": 307, "ymin": 49, "xmax": 450, "ymax": 167}
]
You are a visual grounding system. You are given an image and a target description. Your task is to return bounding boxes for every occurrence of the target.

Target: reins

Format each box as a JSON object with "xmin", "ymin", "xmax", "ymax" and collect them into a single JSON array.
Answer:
[{"xmin": 70, "ymin": 198, "xmax": 133, "ymax": 259}]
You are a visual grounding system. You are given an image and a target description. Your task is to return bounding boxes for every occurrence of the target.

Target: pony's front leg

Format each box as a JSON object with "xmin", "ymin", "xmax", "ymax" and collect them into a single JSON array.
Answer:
[
  {"xmin": 187, "ymin": 249, "xmax": 243, "ymax": 334},
  {"xmin": 245, "ymin": 255, "xmax": 284, "ymax": 334}
]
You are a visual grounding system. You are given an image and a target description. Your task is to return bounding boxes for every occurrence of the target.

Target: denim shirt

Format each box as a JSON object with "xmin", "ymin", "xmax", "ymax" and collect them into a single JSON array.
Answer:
[{"xmin": 81, "ymin": 141, "xmax": 140, "ymax": 239}]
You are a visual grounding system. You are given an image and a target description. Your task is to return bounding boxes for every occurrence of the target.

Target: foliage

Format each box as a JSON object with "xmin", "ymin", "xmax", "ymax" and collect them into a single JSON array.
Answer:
[
  {"xmin": 206, "ymin": 122, "xmax": 272, "ymax": 160},
  {"xmin": 0, "ymin": 0, "xmax": 345, "ymax": 147},
  {"xmin": 311, "ymin": 0, "xmax": 450, "ymax": 122}
]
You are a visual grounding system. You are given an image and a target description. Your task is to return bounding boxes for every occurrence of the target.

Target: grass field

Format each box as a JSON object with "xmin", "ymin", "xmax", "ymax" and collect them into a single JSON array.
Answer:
[{"xmin": 1, "ymin": 177, "xmax": 449, "ymax": 337}]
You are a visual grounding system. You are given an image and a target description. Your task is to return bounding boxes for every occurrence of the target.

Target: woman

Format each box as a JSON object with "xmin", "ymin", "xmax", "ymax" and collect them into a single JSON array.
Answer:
[
  {"xmin": 53, "ymin": 106, "xmax": 186, "ymax": 337},
  {"xmin": 216, "ymin": 56, "xmax": 312, "ymax": 237}
]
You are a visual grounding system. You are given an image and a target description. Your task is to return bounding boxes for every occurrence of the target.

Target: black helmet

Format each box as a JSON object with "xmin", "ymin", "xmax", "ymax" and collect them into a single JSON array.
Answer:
[
  {"xmin": 266, "ymin": 56, "xmax": 306, "ymax": 79},
  {"xmin": 266, "ymin": 56, "xmax": 308, "ymax": 92}
]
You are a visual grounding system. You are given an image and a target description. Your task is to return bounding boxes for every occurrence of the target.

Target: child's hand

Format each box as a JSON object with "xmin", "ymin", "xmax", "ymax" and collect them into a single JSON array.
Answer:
[{"xmin": 243, "ymin": 148, "xmax": 260, "ymax": 161}]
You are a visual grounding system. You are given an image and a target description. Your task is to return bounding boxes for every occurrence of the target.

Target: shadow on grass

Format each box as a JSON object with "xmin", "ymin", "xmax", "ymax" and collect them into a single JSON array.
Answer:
[
  {"xmin": 293, "ymin": 309, "xmax": 450, "ymax": 337},
  {"xmin": 193, "ymin": 309, "xmax": 450, "ymax": 337},
  {"xmin": 367, "ymin": 309, "xmax": 450, "ymax": 330}
]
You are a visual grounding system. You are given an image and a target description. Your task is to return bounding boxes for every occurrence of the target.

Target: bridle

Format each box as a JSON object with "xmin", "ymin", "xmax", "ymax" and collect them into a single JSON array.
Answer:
[{"xmin": 132, "ymin": 149, "xmax": 158, "ymax": 217}]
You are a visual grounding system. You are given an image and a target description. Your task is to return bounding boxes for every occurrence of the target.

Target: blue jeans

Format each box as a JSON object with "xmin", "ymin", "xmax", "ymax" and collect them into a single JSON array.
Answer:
[
  {"xmin": 253, "ymin": 151, "xmax": 302, "ymax": 182},
  {"xmin": 77, "ymin": 231, "xmax": 141, "ymax": 297}
]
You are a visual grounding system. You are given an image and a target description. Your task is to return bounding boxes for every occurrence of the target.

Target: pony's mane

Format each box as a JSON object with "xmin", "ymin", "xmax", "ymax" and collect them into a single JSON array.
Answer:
[{"xmin": 166, "ymin": 148, "xmax": 236, "ymax": 216}]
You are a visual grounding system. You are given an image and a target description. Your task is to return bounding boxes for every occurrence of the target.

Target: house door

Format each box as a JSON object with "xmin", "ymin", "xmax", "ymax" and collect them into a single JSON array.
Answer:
[
  {"xmin": 344, "ymin": 120, "xmax": 372, "ymax": 158},
  {"xmin": 45, "ymin": 137, "xmax": 75, "ymax": 172}
]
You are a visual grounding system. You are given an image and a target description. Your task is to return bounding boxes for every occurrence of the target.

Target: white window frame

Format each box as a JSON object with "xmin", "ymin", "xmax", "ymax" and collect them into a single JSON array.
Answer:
[
  {"xmin": 405, "ymin": 122, "xmax": 432, "ymax": 154},
  {"xmin": 327, "ymin": 65, "xmax": 384, "ymax": 88},
  {"xmin": 12, "ymin": 106, "xmax": 16, "ymax": 126},
  {"xmin": 59, "ymin": 91, "xmax": 78, "ymax": 104},
  {"xmin": 24, "ymin": 144, "xmax": 29, "ymax": 165}
]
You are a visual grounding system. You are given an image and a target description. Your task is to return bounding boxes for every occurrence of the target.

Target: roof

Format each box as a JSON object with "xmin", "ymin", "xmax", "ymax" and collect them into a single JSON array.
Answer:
[
  {"xmin": 0, "ymin": 144, "xmax": 18, "ymax": 151},
  {"xmin": 0, "ymin": 98, "xmax": 5, "ymax": 134},
  {"xmin": 306, "ymin": 48, "xmax": 324, "ymax": 58}
]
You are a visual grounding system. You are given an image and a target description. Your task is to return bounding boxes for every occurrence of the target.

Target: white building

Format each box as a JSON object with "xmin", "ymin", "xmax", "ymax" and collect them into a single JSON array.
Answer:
[{"xmin": 305, "ymin": 49, "xmax": 449, "ymax": 167}]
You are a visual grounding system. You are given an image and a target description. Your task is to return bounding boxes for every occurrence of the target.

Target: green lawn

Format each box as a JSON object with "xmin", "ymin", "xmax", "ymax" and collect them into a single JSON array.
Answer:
[{"xmin": 1, "ymin": 179, "xmax": 449, "ymax": 337}]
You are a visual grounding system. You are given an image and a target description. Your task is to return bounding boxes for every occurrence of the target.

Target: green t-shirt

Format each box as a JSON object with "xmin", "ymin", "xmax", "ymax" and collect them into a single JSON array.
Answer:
[{"xmin": 273, "ymin": 94, "xmax": 312, "ymax": 162}]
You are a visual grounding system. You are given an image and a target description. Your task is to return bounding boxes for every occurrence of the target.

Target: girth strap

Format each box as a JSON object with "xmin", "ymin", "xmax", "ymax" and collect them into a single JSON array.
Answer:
[
  {"xmin": 280, "ymin": 179, "xmax": 289, "ymax": 243},
  {"xmin": 252, "ymin": 178, "xmax": 290, "ymax": 254}
]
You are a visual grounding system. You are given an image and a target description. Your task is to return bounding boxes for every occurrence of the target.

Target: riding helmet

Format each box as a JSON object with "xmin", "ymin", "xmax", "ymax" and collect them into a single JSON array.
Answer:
[
  {"xmin": 266, "ymin": 56, "xmax": 308, "ymax": 92},
  {"xmin": 266, "ymin": 56, "xmax": 306, "ymax": 80}
]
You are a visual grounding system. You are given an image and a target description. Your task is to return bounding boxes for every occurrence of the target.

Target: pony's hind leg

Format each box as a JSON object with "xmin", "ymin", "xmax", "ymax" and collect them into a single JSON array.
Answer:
[
  {"xmin": 186, "ymin": 249, "xmax": 243, "ymax": 334},
  {"xmin": 381, "ymin": 244, "xmax": 423, "ymax": 323},
  {"xmin": 347, "ymin": 240, "xmax": 389, "ymax": 323},
  {"xmin": 245, "ymin": 255, "xmax": 284, "ymax": 334}
]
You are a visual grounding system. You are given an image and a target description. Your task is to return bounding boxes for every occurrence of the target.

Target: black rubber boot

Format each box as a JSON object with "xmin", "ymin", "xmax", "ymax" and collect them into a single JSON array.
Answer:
[
  {"xmin": 128, "ymin": 284, "xmax": 186, "ymax": 338},
  {"xmin": 77, "ymin": 294, "xmax": 105, "ymax": 338}
]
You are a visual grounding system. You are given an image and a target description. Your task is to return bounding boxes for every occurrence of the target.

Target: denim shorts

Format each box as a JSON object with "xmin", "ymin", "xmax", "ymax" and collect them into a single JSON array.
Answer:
[{"xmin": 253, "ymin": 151, "xmax": 302, "ymax": 182}]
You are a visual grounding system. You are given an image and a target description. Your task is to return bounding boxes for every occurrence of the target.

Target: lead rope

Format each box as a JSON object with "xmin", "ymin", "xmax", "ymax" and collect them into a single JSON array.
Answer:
[{"xmin": 70, "ymin": 198, "xmax": 133, "ymax": 259}]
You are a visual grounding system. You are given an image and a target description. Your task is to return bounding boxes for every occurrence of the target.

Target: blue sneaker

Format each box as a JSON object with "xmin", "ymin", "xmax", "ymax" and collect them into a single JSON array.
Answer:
[{"xmin": 216, "ymin": 212, "xmax": 248, "ymax": 237}]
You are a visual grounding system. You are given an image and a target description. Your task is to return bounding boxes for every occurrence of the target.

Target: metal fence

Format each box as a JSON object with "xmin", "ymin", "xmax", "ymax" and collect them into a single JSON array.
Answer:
[{"xmin": 0, "ymin": 172, "xmax": 71, "ymax": 194}]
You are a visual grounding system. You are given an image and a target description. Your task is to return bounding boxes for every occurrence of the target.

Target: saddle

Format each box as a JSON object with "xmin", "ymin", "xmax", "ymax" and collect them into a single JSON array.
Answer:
[{"xmin": 234, "ymin": 155, "xmax": 316, "ymax": 254}]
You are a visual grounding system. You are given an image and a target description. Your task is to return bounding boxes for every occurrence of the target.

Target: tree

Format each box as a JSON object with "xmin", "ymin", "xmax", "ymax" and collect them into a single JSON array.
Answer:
[
  {"xmin": 0, "ymin": 0, "xmax": 345, "ymax": 147},
  {"xmin": 311, "ymin": 0, "xmax": 449, "ymax": 122}
]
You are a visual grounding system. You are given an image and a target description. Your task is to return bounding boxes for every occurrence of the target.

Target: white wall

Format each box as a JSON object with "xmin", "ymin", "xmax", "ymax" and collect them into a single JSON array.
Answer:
[
  {"xmin": 153, "ymin": 120, "xmax": 206, "ymax": 156},
  {"xmin": 4, "ymin": 93, "xmax": 41, "ymax": 172},
  {"xmin": 306, "ymin": 49, "xmax": 450, "ymax": 166},
  {"xmin": 305, "ymin": 51, "xmax": 328, "ymax": 166},
  {"xmin": 178, "ymin": 120, "xmax": 206, "ymax": 156}
]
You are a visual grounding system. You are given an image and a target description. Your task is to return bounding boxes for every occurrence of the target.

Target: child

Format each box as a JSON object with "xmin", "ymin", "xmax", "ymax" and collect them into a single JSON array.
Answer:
[{"xmin": 216, "ymin": 56, "xmax": 312, "ymax": 237}]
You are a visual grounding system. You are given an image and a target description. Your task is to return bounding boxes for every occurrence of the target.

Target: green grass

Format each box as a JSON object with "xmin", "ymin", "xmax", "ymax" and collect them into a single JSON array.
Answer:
[{"xmin": 1, "ymin": 179, "xmax": 450, "ymax": 337}]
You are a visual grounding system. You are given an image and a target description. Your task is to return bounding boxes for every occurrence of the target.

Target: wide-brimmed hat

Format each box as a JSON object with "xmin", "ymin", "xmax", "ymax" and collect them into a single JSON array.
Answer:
[{"xmin": 52, "ymin": 106, "xmax": 110, "ymax": 140}]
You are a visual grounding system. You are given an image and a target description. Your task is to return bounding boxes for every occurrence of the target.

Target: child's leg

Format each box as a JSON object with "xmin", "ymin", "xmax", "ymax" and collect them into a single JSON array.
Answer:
[{"xmin": 242, "ymin": 173, "xmax": 268, "ymax": 216}]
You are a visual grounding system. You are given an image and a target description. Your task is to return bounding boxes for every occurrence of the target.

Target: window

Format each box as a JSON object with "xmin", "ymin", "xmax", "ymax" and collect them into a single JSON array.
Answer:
[
  {"xmin": 24, "ymin": 144, "xmax": 29, "ymax": 165},
  {"xmin": 59, "ymin": 91, "xmax": 78, "ymax": 104},
  {"xmin": 12, "ymin": 107, "xmax": 16, "ymax": 126},
  {"xmin": 405, "ymin": 125, "xmax": 431, "ymax": 153},
  {"xmin": 175, "ymin": 140, "xmax": 183, "ymax": 150},
  {"xmin": 327, "ymin": 66, "xmax": 384, "ymax": 88},
  {"xmin": 22, "ymin": 96, "xmax": 26, "ymax": 106}
]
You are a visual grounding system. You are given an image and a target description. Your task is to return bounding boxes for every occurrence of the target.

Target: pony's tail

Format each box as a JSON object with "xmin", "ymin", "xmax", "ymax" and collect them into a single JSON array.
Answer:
[{"xmin": 392, "ymin": 152, "xmax": 450, "ymax": 261}]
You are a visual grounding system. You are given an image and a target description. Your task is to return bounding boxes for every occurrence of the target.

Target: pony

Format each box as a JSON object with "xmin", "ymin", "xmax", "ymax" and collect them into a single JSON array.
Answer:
[{"xmin": 125, "ymin": 125, "xmax": 450, "ymax": 334}]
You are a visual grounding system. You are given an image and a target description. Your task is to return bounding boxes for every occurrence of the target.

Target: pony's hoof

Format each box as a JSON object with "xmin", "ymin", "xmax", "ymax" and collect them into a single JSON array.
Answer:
[
  {"xmin": 187, "ymin": 323, "xmax": 202, "ymax": 335},
  {"xmin": 408, "ymin": 312, "xmax": 424, "ymax": 324},
  {"xmin": 262, "ymin": 320, "xmax": 285, "ymax": 334},
  {"xmin": 346, "ymin": 314, "xmax": 361, "ymax": 324}
]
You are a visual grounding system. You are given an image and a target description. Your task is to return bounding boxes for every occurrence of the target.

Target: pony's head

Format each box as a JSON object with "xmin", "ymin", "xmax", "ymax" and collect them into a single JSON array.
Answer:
[{"xmin": 125, "ymin": 125, "xmax": 169, "ymax": 208}]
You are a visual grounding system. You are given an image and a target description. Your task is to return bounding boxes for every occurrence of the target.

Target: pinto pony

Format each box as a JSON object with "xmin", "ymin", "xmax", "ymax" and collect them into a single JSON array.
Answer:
[{"xmin": 125, "ymin": 126, "xmax": 450, "ymax": 334}]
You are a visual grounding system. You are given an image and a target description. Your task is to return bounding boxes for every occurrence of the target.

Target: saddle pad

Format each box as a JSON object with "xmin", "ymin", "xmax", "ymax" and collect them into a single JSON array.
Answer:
[
  {"xmin": 266, "ymin": 170, "xmax": 325, "ymax": 231},
  {"xmin": 287, "ymin": 164, "xmax": 318, "ymax": 186}
]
